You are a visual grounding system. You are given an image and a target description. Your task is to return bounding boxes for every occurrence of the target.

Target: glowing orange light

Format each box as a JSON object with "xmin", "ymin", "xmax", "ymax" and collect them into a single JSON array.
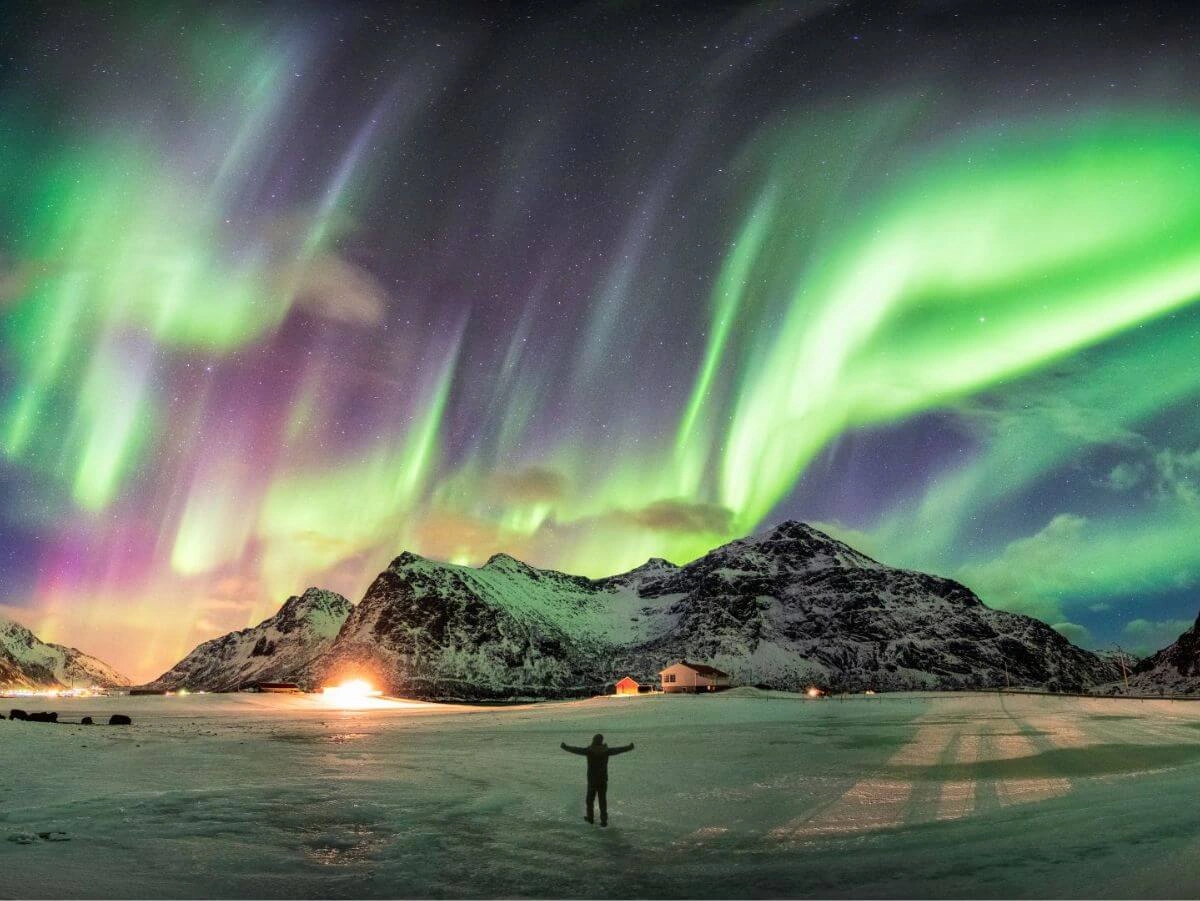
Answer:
[
  {"xmin": 322, "ymin": 679, "xmax": 383, "ymax": 705},
  {"xmin": 806, "ymin": 686, "xmax": 823, "ymax": 698}
]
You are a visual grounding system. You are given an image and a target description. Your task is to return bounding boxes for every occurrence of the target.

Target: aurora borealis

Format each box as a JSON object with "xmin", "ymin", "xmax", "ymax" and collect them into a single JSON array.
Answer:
[{"xmin": 3, "ymin": 1, "xmax": 1200, "ymax": 679}]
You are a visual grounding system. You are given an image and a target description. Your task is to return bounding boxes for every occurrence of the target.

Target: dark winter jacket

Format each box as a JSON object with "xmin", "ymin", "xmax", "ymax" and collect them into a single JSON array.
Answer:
[{"xmin": 561, "ymin": 741, "xmax": 634, "ymax": 784}]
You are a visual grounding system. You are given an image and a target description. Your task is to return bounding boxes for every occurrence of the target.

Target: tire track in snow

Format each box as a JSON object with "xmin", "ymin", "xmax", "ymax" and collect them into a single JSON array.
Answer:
[
  {"xmin": 768, "ymin": 695, "xmax": 1123, "ymax": 843},
  {"xmin": 989, "ymin": 695, "xmax": 1072, "ymax": 807},
  {"xmin": 902, "ymin": 722, "xmax": 960, "ymax": 825},
  {"xmin": 934, "ymin": 730, "xmax": 980, "ymax": 822},
  {"xmin": 967, "ymin": 721, "xmax": 1003, "ymax": 817},
  {"xmin": 771, "ymin": 713, "xmax": 949, "ymax": 841}
]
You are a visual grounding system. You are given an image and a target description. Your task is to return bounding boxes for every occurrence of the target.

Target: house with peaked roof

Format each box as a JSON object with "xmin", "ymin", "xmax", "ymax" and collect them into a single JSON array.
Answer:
[
  {"xmin": 659, "ymin": 661, "xmax": 731, "ymax": 693},
  {"xmin": 614, "ymin": 676, "xmax": 640, "ymax": 696}
]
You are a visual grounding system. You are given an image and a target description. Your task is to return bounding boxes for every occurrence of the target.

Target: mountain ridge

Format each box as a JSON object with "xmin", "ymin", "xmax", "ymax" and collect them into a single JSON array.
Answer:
[
  {"xmin": 148, "ymin": 587, "xmax": 352, "ymax": 691},
  {"xmin": 0, "ymin": 615, "xmax": 130, "ymax": 689},
  {"xmin": 151, "ymin": 520, "xmax": 1117, "ymax": 697},
  {"xmin": 1119, "ymin": 613, "xmax": 1200, "ymax": 694}
]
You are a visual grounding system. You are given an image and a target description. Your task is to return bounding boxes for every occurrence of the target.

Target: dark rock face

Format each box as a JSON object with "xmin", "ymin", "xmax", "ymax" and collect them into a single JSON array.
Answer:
[
  {"xmin": 145, "ymin": 588, "xmax": 353, "ymax": 692},
  {"xmin": 81, "ymin": 716, "xmax": 93, "ymax": 725},
  {"xmin": 108, "ymin": 714, "xmax": 131, "ymax": 726},
  {"xmin": 26, "ymin": 711, "xmax": 57, "ymax": 723},
  {"xmin": 9, "ymin": 709, "xmax": 27, "ymax": 720},
  {"xmin": 316, "ymin": 520, "xmax": 1116, "ymax": 699},
  {"xmin": 1124, "ymin": 613, "xmax": 1200, "ymax": 694}
]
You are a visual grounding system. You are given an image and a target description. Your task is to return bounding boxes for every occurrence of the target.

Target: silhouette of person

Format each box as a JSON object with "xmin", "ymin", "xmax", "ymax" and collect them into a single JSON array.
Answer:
[{"xmin": 561, "ymin": 733, "xmax": 634, "ymax": 826}]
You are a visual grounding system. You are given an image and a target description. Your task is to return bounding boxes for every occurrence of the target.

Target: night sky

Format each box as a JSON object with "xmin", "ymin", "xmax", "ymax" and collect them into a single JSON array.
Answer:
[{"xmin": 3, "ymin": 0, "xmax": 1200, "ymax": 680}]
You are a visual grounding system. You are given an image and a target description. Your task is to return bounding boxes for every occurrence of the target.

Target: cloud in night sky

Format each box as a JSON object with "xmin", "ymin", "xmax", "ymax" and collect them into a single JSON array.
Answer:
[
  {"xmin": 1051, "ymin": 622, "xmax": 1093, "ymax": 649},
  {"xmin": 1122, "ymin": 618, "xmax": 1195, "ymax": 659},
  {"xmin": 488, "ymin": 467, "xmax": 569, "ymax": 505},
  {"xmin": 291, "ymin": 254, "xmax": 389, "ymax": 326},
  {"xmin": 3, "ymin": 2, "xmax": 1200, "ymax": 678},
  {"xmin": 956, "ymin": 515, "xmax": 1092, "ymax": 623},
  {"xmin": 620, "ymin": 499, "xmax": 735, "ymax": 535}
]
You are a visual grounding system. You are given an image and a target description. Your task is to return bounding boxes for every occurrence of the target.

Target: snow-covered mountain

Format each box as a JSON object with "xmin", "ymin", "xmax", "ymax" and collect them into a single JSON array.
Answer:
[
  {"xmin": 0, "ymin": 615, "xmax": 130, "ymax": 689},
  {"xmin": 610, "ymin": 521, "xmax": 1115, "ymax": 692},
  {"xmin": 1121, "ymin": 613, "xmax": 1200, "ymax": 694},
  {"xmin": 315, "ymin": 521, "xmax": 1116, "ymax": 699},
  {"xmin": 317, "ymin": 550, "xmax": 617, "ymax": 699},
  {"xmin": 147, "ymin": 588, "xmax": 352, "ymax": 691}
]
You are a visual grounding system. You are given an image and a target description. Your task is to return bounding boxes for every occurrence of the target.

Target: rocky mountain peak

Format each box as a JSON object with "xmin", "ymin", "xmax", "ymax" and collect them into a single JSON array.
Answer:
[
  {"xmin": 146, "ymin": 586, "xmax": 353, "ymax": 691},
  {"xmin": 707, "ymin": 519, "xmax": 882, "ymax": 572},
  {"xmin": 481, "ymin": 552, "xmax": 533, "ymax": 573},
  {"xmin": 595, "ymin": 556, "xmax": 681, "ymax": 590},
  {"xmin": 389, "ymin": 550, "xmax": 428, "ymax": 570},
  {"xmin": 0, "ymin": 615, "xmax": 36, "ymax": 646},
  {"xmin": 279, "ymin": 587, "xmax": 351, "ymax": 618},
  {"xmin": 0, "ymin": 613, "xmax": 128, "ymax": 689},
  {"xmin": 272, "ymin": 587, "xmax": 351, "ymax": 639}
]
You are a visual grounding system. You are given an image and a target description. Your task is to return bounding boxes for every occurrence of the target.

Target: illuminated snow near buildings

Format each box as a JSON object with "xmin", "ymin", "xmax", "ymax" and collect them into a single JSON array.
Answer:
[{"xmin": 2, "ymin": 3, "xmax": 1200, "ymax": 679}]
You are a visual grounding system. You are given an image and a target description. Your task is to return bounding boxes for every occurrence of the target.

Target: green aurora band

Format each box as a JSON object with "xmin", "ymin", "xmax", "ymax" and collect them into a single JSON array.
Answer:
[
  {"xmin": 8, "ymin": 112, "xmax": 1200, "ymax": 582},
  {"xmin": 3, "ymin": 8, "xmax": 1200, "ymax": 675},
  {"xmin": 718, "ymin": 116, "xmax": 1200, "ymax": 533}
]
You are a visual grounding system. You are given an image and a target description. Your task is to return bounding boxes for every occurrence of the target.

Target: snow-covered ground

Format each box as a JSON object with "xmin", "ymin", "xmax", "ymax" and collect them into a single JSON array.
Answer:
[{"xmin": 4, "ymin": 690, "xmax": 1200, "ymax": 898}]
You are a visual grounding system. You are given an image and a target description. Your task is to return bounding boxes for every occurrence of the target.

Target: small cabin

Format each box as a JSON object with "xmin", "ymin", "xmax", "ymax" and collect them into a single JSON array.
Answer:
[
  {"xmin": 614, "ymin": 676, "xmax": 640, "ymax": 696},
  {"xmin": 659, "ymin": 661, "xmax": 731, "ymax": 694},
  {"xmin": 253, "ymin": 682, "xmax": 302, "ymax": 693}
]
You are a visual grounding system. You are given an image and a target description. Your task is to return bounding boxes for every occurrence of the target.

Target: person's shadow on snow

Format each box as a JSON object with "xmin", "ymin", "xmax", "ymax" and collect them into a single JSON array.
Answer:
[{"xmin": 560, "ymin": 733, "xmax": 634, "ymax": 827}]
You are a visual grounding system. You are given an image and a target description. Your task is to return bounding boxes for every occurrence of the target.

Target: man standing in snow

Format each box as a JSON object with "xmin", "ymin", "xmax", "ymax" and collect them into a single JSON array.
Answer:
[{"xmin": 560, "ymin": 733, "xmax": 635, "ymax": 827}]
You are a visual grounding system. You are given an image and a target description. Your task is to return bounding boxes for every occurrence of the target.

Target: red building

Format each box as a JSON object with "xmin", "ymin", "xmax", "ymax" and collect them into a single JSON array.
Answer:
[{"xmin": 614, "ymin": 676, "xmax": 640, "ymax": 696}]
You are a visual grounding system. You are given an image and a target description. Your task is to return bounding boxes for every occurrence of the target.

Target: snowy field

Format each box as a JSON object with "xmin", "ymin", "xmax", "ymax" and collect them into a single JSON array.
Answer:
[{"xmin": 4, "ymin": 690, "xmax": 1200, "ymax": 898}]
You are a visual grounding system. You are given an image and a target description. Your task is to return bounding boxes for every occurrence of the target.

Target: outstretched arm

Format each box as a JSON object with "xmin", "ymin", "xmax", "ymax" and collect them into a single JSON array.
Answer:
[
  {"xmin": 560, "ymin": 742, "xmax": 587, "ymax": 754},
  {"xmin": 608, "ymin": 743, "xmax": 635, "ymax": 755}
]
